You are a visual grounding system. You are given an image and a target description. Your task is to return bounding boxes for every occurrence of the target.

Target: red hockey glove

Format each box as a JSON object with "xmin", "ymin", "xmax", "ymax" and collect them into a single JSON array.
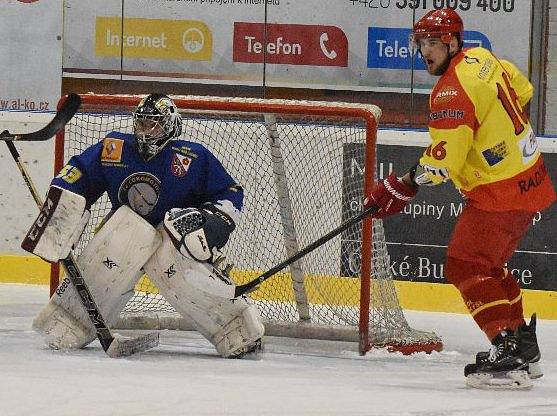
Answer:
[{"xmin": 364, "ymin": 173, "xmax": 417, "ymax": 219}]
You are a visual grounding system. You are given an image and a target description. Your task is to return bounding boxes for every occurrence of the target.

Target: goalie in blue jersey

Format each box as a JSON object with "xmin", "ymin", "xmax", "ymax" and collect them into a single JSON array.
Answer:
[{"xmin": 22, "ymin": 93, "xmax": 264, "ymax": 358}]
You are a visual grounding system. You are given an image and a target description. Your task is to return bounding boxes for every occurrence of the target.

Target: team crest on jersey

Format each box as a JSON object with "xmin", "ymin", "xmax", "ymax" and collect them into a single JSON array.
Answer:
[
  {"xmin": 433, "ymin": 86, "xmax": 458, "ymax": 105},
  {"xmin": 101, "ymin": 138, "xmax": 124, "ymax": 163},
  {"xmin": 118, "ymin": 172, "xmax": 161, "ymax": 216},
  {"xmin": 171, "ymin": 153, "xmax": 192, "ymax": 177}
]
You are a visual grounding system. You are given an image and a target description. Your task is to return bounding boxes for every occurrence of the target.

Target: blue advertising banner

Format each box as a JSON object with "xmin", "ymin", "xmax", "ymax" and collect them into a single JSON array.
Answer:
[{"xmin": 367, "ymin": 27, "xmax": 492, "ymax": 70}]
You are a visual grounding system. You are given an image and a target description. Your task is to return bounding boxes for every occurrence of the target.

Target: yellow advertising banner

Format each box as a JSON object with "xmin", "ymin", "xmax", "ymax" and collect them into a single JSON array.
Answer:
[{"xmin": 95, "ymin": 17, "xmax": 212, "ymax": 61}]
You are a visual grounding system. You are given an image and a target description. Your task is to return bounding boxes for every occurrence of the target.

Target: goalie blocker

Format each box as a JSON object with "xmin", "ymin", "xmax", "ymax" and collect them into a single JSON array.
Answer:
[
  {"xmin": 21, "ymin": 186, "xmax": 90, "ymax": 262},
  {"xmin": 24, "ymin": 187, "xmax": 263, "ymax": 358}
]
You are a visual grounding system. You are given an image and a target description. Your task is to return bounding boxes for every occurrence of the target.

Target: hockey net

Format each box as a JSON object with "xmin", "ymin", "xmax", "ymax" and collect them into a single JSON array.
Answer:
[{"xmin": 52, "ymin": 94, "xmax": 442, "ymax": 355}]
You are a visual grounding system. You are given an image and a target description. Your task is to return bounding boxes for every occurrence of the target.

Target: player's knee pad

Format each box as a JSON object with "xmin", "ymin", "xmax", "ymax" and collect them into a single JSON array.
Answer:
[
  {"xmin": 33, "ymin": 205, "xmax": 162, "ymax": 349},
  {"xmin": 22, "ymin": 186, "xmax": 89, "ymax": 262},
  {"xmin": 143, "ymin": 228, "xmax": 264, "ymax": 357}
]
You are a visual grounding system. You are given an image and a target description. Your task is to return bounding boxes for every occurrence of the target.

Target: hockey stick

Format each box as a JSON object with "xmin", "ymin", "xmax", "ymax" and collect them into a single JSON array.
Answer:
[
  {"xmin": 0, "ymin": 93, "xmax": 81, "ymax": 142},
  {"xmin": 5, "ymin": 141, "xmax": 159, "ymax": 357},
  {"xmin": 233, "ymin": 205, "xmax": 378, "ymax": 298}
]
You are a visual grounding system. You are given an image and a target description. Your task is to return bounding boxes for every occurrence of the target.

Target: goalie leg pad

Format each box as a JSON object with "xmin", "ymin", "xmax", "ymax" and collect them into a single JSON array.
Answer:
[
  {"xmin": 143, "ymin": 229, "xmax": 264, "ymax": 357},
  {"xmin": 212, "ymin": 304, "xmax": 264, "ymax": 358},
  {"xmin": 33, "ymin": 205, "xmax": 162, "ymax": 349},
  {"xmin": 33, "ymin": 280, "xmax": 96, "ymax": 349}
]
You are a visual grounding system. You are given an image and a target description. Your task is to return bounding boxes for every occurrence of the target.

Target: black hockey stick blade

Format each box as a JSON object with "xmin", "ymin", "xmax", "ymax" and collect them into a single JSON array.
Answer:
[
  {"xmin": 233, "ymin": 205, "xmax": 379, "ymax": 298},
  {"xmin": 0, "ymin": 93, "xmax": 81, "ymax": 142}
]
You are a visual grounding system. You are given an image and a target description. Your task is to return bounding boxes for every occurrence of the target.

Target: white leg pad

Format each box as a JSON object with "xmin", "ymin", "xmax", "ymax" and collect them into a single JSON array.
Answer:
[
  {"xmin": 143, "ymin": 228, "xmax": 264, "ymax": 357},
  {"xmin": 33, "ymin": 205, "xmax": 162, "ymax": 349},
  {"xmin": 212, "ymin": 304, "xmax": 264, "ymax": 358},
  {"xmin": 33, "ymin": 284, "xmax": 96, "ymax": 349}
]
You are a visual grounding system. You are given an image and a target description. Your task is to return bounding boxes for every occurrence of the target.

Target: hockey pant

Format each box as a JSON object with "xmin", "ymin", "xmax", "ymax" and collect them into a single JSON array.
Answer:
[{"xmin": 444, "ymin": 204, "xmax": 535, "ymax": 340}]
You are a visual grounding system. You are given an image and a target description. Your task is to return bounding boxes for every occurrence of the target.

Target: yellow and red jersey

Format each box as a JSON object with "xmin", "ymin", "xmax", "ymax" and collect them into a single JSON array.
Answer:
[{"xmin": 419, "ymin": 47, "xmax": 555, "ymax": 212}]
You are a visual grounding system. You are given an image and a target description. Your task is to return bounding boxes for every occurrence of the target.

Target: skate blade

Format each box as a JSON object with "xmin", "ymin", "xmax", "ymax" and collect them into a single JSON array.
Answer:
[
  {"xmin": 466, "ymin": 370, "xmax": 533, "ymax": 390},
  {"xmin": 239, "ymin": 349, "xmax": 264, "ymax": 361},
  {"xmin": 528, "ymin": 361, "xmax": 543, "ymax": 379}
]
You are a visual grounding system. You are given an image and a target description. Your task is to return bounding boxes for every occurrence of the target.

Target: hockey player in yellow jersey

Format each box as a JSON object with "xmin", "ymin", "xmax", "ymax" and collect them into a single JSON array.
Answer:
[{"xmin": 364, "ymin": 9, "xmax": 555, "ymax": 389}]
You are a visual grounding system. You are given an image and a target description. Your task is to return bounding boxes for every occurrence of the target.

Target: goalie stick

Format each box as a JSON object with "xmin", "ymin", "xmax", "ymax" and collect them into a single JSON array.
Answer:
[
  {"xmin": 232, "ymin": 205, "xmax": 378, "ymax": 298},
  {"xmin": 5, "ymin": 140, "xmax": 159, "ymax": 358},
  {"xmin": 0, "ymin": 93, "xmax": 81, "ymax": 142}
]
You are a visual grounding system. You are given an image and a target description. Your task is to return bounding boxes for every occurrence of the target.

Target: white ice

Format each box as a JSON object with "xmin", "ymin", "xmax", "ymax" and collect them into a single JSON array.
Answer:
[{"xmin": 1, "ymin": 283, "xmax": 556, "ymax": 416}]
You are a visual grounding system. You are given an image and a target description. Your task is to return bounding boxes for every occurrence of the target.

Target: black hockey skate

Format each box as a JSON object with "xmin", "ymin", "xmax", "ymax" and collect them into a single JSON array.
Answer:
[
  {"xmin": 468, "ymin": 314, "xmax": 542, "ymax": 379},
  {"xmin": 516, "ymin": 314, "xmax": 542, "ymax": 379},
  {"xmin": 465, "ymin": 331, "xmax": 532, "ymax": 390}
]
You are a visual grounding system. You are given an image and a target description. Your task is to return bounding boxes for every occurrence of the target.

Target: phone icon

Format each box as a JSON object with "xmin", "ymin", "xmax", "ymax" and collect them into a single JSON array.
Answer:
[{"xmin": 319, "ymin": 32, "xmax": 337, "ymax": 60}]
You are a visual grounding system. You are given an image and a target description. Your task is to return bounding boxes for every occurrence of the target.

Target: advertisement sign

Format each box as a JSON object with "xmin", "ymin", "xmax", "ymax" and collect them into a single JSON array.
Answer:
[
  {"xmin": 0, "ymin": 0, "xmax": 63, "ymax": 112},
  {"xmin": 62, "ymin": 0, "xmax": 532, "ymax": 92},
  {"xmin": 95, "ymin": 17, "xmax": 212, "ymax": 61},
  {"xmin": 340, "ymin": 143, "xmax": 557, "ymax": 291},
  {"xmin": 367, "ymin": 28, "xmax": 491, "ymax": 70},
  {"xmin": 233, "ymin": 23, "xmax": 348, "ymax": 67}
]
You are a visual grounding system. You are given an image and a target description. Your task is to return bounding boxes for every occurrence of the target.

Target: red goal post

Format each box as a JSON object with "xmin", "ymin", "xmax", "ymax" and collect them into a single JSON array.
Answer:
[{"xmin": 51, "ymin": 93, "xmax": 442, "ymax": 355}]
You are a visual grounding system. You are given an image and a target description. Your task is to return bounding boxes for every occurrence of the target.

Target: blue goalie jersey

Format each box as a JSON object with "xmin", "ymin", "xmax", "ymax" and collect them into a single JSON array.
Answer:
[{"xmin": 52, "ymin": 132, "xmax": 244, "ymax": 226}]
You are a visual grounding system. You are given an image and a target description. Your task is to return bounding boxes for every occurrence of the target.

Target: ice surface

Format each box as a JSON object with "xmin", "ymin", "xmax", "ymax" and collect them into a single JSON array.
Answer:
[{"xmin": 1, "ymin": 283, "xmax": 556, "ymax": 416}]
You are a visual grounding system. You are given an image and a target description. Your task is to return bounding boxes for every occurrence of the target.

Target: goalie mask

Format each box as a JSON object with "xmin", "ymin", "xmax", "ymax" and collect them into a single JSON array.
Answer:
[{"xmin": 133, "ymin": 94, "xmax": 183, "ymax": 161}]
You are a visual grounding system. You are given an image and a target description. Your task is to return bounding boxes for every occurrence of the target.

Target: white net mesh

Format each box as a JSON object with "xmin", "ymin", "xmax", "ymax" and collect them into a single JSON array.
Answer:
[{"xmin": 58, "ymin": 94, "xmax": 441, "ymax": 354}]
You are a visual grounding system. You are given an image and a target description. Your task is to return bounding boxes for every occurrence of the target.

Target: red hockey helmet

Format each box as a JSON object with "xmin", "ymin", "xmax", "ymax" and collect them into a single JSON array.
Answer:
[{"xmin": 411, "ymin": 8, "xmax": 464, "ymax": 47}]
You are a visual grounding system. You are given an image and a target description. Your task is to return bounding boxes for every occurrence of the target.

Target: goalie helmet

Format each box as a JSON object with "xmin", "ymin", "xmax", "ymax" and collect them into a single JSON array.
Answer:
[
  {"xmin": 410, "ymin": 8, "xmax": 464, "ymax": 50},
  {"xmin": 133, "ymin": 93, "xmax": 183, "ymax": 161}
]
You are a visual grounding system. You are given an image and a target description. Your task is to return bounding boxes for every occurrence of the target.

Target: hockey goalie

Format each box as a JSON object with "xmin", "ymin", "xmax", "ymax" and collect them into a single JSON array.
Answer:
[{"xmin": 21, "ymin": 93, "xmax": 264, "ymax": 358}]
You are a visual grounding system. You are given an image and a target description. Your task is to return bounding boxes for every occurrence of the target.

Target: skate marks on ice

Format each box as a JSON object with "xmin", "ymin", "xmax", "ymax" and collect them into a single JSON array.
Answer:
[{"xmin": 3, "ymin": 284, "xmax": 557, "ymax": 416}]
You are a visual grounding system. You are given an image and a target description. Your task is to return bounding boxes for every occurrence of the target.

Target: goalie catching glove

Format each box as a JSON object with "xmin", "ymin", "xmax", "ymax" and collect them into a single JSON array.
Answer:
[
  {"xmin": 163, "ymin": 203, "xmax": 236, "ymax": 263},
  {"xmin": 364, "ymin": 173, "xmax": 418, "ymax": 219}
]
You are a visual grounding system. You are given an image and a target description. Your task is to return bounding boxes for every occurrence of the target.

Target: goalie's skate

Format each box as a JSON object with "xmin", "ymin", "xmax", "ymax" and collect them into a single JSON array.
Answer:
[
  {"xmin": 464, "ymin": 331, "xmax": 532, "ymax": 390},
  {"xmin": 228, "ymin": 338, "xmax": 264, "ymax": 360}
]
